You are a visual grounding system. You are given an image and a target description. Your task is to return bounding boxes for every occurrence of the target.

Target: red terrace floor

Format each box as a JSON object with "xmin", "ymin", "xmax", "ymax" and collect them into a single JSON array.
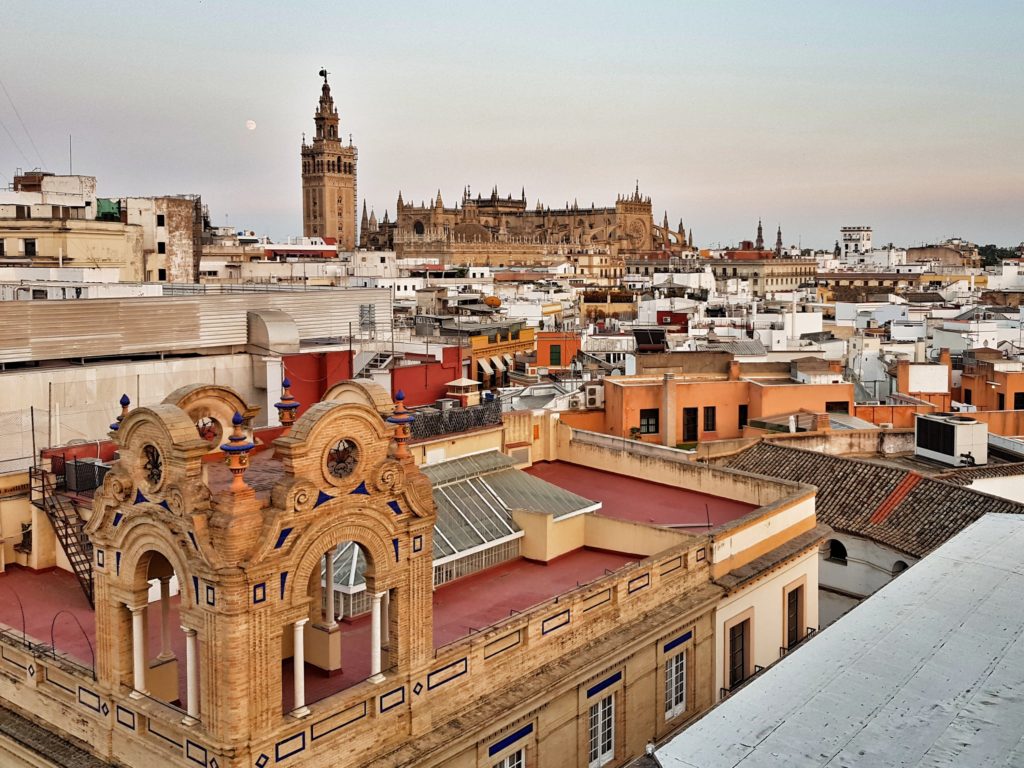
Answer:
[
  {"xmin": 0, "ymin": 547, "xmax": 639, "ymax": 713},
  {"xmin": 431, "ymin": 548, "xmax": 639, "ymax": 648},
  {"xmin": 524, "ymin": 461, "xmax": 756, "ymax": 529}
]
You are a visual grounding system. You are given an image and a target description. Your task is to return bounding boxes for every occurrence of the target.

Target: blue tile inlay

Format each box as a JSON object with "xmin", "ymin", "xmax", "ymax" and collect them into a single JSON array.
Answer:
[
  {"xmin": 392, "ymin": 538, "xmax": 399, "ymax": 562},
  {"xmin": 253, "ymin": 583, "xmax": 266, "ymax": 604},
  {"xmin": 279, "ymin": 572, "xmax": 288, "ymax": 600},
  {"xmin": 350, "ymin": 481, "xmax": 369, "ymax": 495},
  {"xmin": 134, "ymin": 489, "xmax": 147, "ymax": 504},
  {"xmin": 663, "ymin": 630, "xmax": 693, "ymax": 654},
  {"xmin": 275, "ymin": 527, "xmax": 293, "ymax": 549},
  {"xmin": 587, "ymin": 671, "xmax": 621, "ymax": 699},
  {"xmin": 387, "ymin": 500, "xmax": 402, "ymax": 516},
  {"xmin": 112, "ymin": 512, "xmax": 122, "ymax": 527},
  {"xmin": 313, "ymin": 490, "xmax": 333, "ymax": 508},
  {"xmin": 488, "ymin": 723, "xmax": 534, "ymax": 757}
]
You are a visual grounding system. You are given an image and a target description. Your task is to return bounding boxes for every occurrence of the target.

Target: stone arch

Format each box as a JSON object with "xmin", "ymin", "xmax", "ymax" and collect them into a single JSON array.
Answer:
[
  {"xmin": 289, "ymin": 513, "xmax": 395, "ymax": 602},
  {"xmin": 273, "ymin": 401, "xmax": 394, "ymax": 496},
  {"xmin": 413, "ymin": 220, "xmax": 425, "ymax": 235},
  {"xmin": 117, "ymin": 518, "xmax": 196, "ymax": 600},
  {"xmin": 322, "ymin": 379, "xmax": 394, "ymax": 416},
  {"xmin": 114, "ymin": 405, "xmax": 210, "ymax": 499},
  {"xmin": 162, "ymin": 384, "xmax": 259, "ymax": 452}
]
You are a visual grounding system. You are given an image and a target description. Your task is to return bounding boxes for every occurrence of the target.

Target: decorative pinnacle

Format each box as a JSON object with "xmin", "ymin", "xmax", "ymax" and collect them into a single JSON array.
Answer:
[
  {"xmin": 220, "ymin": 411, "xmax": 255, "ymax": 492},
  {"xmin": 274, "ymin": 376, "xmax": 301, "ymax": 430},
  {"xmin": 110, "ymin": 394, "xmax": 131, "ymax": 431},
  {"xmin": 386, "ymin": 390, "xmax": 415, "ymax": 460}
]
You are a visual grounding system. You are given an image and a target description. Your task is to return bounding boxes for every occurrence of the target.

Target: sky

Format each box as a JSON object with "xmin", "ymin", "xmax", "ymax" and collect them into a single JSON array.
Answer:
[{"xmin": 3, "ymin": 1, "xmax": 1022, "ymax": 248}]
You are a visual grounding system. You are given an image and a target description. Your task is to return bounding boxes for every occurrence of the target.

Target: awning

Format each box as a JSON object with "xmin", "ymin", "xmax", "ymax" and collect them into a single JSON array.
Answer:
[
  {"xmin": 477, "ymin": 357, "xmax": 494, "ymax": 375},
  {"xmin": 503, "ymin": 353, "xmax": 514, "ymax": 367},
  {"xmin": 491, "ymin": 355, "xmax": 507, "ymax": 372}
]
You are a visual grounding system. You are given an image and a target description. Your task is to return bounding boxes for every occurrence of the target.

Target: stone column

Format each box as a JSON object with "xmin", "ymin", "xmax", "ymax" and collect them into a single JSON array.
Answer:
[
  {"xmin": 369, "ymin": 592, "xmax": 385, "ymax": 683},
  {"xmin": 292, "ymin": 619, "xmax": 309, "ymax": 717},
  {"xmin": 158, "ymin": 577, "xmax": 173, "ymax": 660},
  {"xmin": 381, "ymin": 590, "xmax": 390, "ymax": 648},
  {"xmin": 182, "ymin": 626, "xmax": 198, "ymax": 723},
  {"xmin": 325, "ymin": 548, "xmax": 337, "ymax": 627},
  {"xmin": 128, "ymin": 604, "xmax": 148, "ymax": 698}
]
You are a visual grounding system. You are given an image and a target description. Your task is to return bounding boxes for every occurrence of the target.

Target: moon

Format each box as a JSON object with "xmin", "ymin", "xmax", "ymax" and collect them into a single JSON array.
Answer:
[{"xmin": 245, "ymin": 120, "xmax": 256, "ymax": 131}]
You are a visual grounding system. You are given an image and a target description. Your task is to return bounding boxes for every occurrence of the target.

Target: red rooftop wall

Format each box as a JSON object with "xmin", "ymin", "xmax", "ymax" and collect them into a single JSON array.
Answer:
[
  {"xmin": 282, "ymin": 350, "xmax": 354, "ymax": 416},
  {"xmin": 391, "ymin": 346, "xmax": 461, "ymax": 407}
]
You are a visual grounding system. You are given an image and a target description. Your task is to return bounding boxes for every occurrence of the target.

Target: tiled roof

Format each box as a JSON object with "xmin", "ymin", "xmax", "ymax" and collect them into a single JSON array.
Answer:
[
  {"xmin": 723, "ymin": 442, "xmax": 1024, "ymax": 557},
  {"xmin": 935, "ymin": 462, "xmax": 1024, "ymax": 485}
]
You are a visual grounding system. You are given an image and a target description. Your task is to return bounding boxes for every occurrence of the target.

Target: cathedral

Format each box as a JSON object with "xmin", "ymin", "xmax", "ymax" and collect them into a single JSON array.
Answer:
[
  {"xmin": 298, "ymin": 71, "xmax": 690, "ymax": 261},
  {"xmin": 361, "ymin": 183, "xmax": 692, "ymax": 255}
]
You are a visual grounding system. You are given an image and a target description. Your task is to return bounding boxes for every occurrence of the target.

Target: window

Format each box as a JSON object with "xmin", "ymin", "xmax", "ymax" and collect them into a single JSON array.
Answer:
[
  {"xmin": 493, "ymin": 749, "xmax": 523, "ymax": 768},
  {"xmin": 157, "ymin": 268, "xmax": 167, "ymax": 281},
  {"xmin": 588, "ymin": 694, "xmax": 614, "ymax": 768},
  {"xmin": 825, "ymin": 400, "xmax": 849, "ymax": 414},
  {"xmin": 380, "ymin": 256, "xmax": 386, "ymax": 264},
  {"xmin": 156, "ymin": 214, "xmax": 165, "ymax": 227},
  {"xmin": 0, "ymin": 239, "xmax": 4, "ymax": 257},
  {"xmin": 998, "ymin": 393, "xmax": 1005, "ymax": 410},
  {"xmin": 1016, "ymin": 392, "xmax": 1024, "ymax": 410},
  {"xmin": 639, "ymin": 408, "xmax": 659, "ymax": 435},
  {"xmin": 703, "ymin": 406, "xmax": 717, "ymax": 432},
  {"xmin": 24, "ymin": 239, "xmax": 37, "ymax": 257},
  {"xmin": 728, "ymin": 620, "xmax": 749, "ymax": 689},
  {"xmin": 665, "ymin": 651, "xmax": 687, "ymax": 719},
  {"xmin": 786, "ymin": 586, "xmax": 803, "ymax": 649},
  {"xmin": 963, "ymin": 388, "xmax": 972, "ymax": 404},
  {"xmin": 738, "ymin": 404, "xmax": 748, "ymax": 429},
  {"xmin": 157, "ymin": 241, "xmax": 167, "ymax": 254},
  {"xmin": 826, "ymin": 539, "xmax": 847, "ymax": 565},
  {"xmin": 550, "ymin": 344, "xmax": 562, "ymax": 366}
]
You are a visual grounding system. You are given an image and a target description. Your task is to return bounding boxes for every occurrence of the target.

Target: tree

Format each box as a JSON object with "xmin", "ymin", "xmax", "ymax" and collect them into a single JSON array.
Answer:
[{"xmin": 979, "ymin": 244, "xmax": 1017, "ymax": 268}]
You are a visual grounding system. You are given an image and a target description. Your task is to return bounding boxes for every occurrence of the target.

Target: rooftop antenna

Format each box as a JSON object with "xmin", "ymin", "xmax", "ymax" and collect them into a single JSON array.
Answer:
[{"xmin": 68, "ymin": 134, "xmax": 72, "ymax": 174}]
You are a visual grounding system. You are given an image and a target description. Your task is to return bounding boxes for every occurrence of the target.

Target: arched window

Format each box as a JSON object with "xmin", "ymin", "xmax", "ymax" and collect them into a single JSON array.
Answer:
[
  {"xmin": 892, "ymin": 560, "xmax": 909, "ymax": 577},
  {"xmin": 826, "ymin": 539, "xmax": 847, "ymax": 565},
  {"xmin": 413, "ymin": 221, "xmax": 425, "ymax": 235}
]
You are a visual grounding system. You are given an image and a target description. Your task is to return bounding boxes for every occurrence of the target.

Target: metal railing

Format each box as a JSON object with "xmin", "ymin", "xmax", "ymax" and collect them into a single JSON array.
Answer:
[
  {"xmin": 779, "ymin": 626, "xmax": 818, "ymax": 659},
  {"xmin": 410, "ymin": 399, "xmax": 502, "ymax": 441},
  {"xmin": 720, "ymin": 665, "xmax": 766, "ymax": 701}
]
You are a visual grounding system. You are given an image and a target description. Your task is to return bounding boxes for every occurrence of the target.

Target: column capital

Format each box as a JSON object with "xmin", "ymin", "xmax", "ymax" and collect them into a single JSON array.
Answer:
[
  {"xmin": 158, "ymin": 575, "xmax": 172, "ymax": 584},
  {"xmin": 294, "ymin": 617, "xmax": 310, "ymax": 628},
  {"xmin": 372, "ymin": 590, "xmax": 387, "ymax": 601},
  {"xmin": 127, "ymin": 603, "xmax": 147, "ymax": 614},
  {"xmin": 180, "ymin": 625, "xmax": 197, "ymax": 637}
]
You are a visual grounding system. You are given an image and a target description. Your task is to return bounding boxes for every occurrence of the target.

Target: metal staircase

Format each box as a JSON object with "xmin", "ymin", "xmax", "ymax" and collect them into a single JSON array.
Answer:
[
  {"xmin": 29, "ymin": 467, "xmax": 94, "ymax": 607},
  {"xmin": 353, "ymin": 351, "xmax": 394, "ymax": 378}
]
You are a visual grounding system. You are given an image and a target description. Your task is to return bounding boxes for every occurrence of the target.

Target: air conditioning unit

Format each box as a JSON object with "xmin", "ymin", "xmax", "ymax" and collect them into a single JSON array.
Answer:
[
  {"xmin": 879, "ymin": 422, "xmax": 894, "ymax": 429},
  {"xmin": 914, "ymin": 413, "xmax": 988, "ymax": 466},
  {"xmin": 568, "ymin": 396, "xmax": 583, "ymax": 409},
  {"xmin": 435, "ymin": 398, "xmax": 457, "ymax": 411}
]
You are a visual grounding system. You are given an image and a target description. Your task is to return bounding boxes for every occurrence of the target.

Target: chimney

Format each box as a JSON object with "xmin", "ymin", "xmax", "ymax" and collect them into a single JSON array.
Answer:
[
  {"xmin": 662, "ymin": 373, "xmax": 677, "ymax": 447},
  {"xmin": 813, "ymin": 413, "xmax": 831, "ymax": 432},
  {"xmin": 939, "ymin": 348, "xmax": 952, "ymax": 393},
  {"xmin": 729, "ymin": 360, "xmax": 741, "ymax": 381},
  {"xmin": 828, "ymin": 360, "xmax": 843, "ymax": 374}
]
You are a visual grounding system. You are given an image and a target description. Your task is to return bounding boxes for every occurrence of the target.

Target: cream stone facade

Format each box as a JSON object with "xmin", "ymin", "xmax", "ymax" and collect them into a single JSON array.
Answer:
[
  {"xmin": 0, "ymin": 381, "xmax": 825, "ymax": 767},
  {"xmin": 0, "ymin": 218, "xmax": 145, "ymax": 282}
]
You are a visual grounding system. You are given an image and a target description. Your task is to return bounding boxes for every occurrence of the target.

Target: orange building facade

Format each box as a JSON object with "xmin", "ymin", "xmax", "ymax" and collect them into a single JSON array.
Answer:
[{"xmin": 569, "ymin": 372, "xmax": 854, "ymax": 447}]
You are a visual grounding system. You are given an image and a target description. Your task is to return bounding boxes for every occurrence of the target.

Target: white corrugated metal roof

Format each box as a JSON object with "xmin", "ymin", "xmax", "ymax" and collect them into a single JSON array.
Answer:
[{"xmin": 656, "ymin": 513, "xmax": 1024, "ymax": 768}]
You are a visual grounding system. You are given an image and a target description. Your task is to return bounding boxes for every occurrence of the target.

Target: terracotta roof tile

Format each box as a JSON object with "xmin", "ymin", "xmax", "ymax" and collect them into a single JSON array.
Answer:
[{"xmin": 723, "ymin": 442, "xmax": 1024, "ymax": 558}]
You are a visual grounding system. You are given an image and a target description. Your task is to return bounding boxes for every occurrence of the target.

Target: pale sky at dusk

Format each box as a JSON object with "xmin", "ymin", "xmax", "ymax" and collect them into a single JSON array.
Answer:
[{"xmin": 3, "ymin": 1, "xmax": 1022, "ymax": 248}]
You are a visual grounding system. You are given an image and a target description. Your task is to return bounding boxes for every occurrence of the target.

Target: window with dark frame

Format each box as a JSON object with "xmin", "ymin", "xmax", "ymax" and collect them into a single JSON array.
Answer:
[
  {"xmin": 1015, "ymin": 392, "xmax": 1024, "ymax": 410},
  {"xmin": 738, "ymin": 404, "xmax": 748, "ymax": 429},
  {"xmin": 703, "ymin": 406, "xmax": 717, "ymax": 432},
  {"xmin": 728, "ymin": 620, "xmax": 748, "ymax": 688},
  {"xmin": 157, "ymin": 241, "xmax": 166, "ymax": 254},
  {"xmin": 24, "ymin": 239, "xmax": 36, "ymax": 257},
  {"xmin": 156, "ymin": 214, "xmax": 165, "ymax": 227},
  {"xmin": 639, "ymin": 408, "xmax": 659, "ymax": 435},
  {"xmin": 550, "ymin": 344, "xmax": 562, "ymax": 366},
  {"xmin": 786, "ymin": 586, "xmax": 803, "ymax": 648}
]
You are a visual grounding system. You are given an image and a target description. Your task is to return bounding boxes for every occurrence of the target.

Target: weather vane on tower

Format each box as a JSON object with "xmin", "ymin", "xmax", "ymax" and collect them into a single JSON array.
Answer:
[{"xmin": 319, "ymin": 67, "xmax": 329, "ymax": 83}]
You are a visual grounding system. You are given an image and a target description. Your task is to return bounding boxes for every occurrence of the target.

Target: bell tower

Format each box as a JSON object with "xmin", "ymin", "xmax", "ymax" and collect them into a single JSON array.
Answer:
[{"xmin": 301, "ymin": 68, "xmax": 358, "ymax": 251}]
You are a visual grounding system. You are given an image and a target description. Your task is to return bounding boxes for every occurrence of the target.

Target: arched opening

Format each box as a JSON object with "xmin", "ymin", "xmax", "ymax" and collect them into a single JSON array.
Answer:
[
  {"xmin": 825, "ymin": 539, "xmax": 847, "ymax": 565},
  {"xmin": 892, "ymin": 560, "xmax": 909, "ymax": 577},
  {"xmin": 127, "ymin": 549, "xmax": 199, "ymax": 721},
  {"xmin": 281, "ymin": 539, "xmax": 394, "ymax": 714},
  {"xmin": 413, "ymin": 221, "xmax": 425, "ymax": 236}
]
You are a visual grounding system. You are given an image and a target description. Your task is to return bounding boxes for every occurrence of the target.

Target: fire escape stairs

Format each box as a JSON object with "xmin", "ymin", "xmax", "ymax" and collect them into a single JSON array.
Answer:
[{"xmin": 29, "ymin": 467, "xmax": 95, "ymax": 608}]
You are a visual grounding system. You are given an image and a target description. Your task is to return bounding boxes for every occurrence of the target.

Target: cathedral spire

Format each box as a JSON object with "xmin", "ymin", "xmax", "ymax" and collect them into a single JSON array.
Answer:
[
  {"xmin": 755, "ymin": 219, "xmax": 764, "ymax": 250},
  {"xmin": 397, "ymin": 190, "xmax": 404, "ymax": 208},
  {"xmin": 663, "ymin": 211, "xmax": 669, "ymax": 231},
  {"xmin": 775, "ymin": 225, "xmax": 783, "ymax": 256},
  {"xmin": 361, "ymin": 201, "xmax": 369, "ymax": 230},
  {"xmin": 435, "ymin": 189, "xmax": 444, "ymax": 209}
]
